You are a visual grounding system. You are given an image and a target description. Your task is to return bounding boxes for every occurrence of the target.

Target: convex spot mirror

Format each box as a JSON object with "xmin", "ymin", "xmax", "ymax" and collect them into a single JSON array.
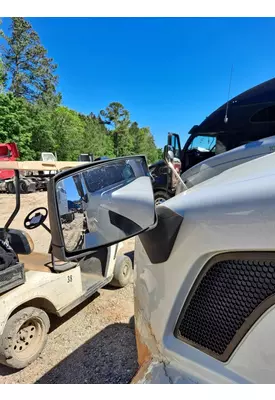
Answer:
[
  {"xmin": 164, "ymin": 145, "xmax": 175, "ymax": 162},
  {"xmin": 50, "ymin": 156, "xmax": 156, "ymax": 259}
]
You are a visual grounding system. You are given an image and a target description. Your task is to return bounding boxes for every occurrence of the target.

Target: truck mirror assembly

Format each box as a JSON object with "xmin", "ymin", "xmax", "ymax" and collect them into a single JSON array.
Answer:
[
  {"xmin": 164, "ymin": 145, "xmax": 175, "ymax": 163},
  {"xmin": 47, "ymin": 155, "xmax": 156, "ymax": 261}
]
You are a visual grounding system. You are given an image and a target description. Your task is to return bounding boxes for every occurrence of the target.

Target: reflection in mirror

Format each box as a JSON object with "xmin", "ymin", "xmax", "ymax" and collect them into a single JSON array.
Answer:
[
  {"xmin": 56, "ymin": 156, "xmax": 155, "ymax": 254},
  {"xmin": 167, "ymin": 149, "xmax": 174, "ymax": 161}
]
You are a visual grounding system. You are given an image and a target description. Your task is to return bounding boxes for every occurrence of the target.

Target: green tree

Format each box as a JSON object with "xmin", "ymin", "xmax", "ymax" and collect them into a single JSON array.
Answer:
[
  {"xmin": 0, "ymin": 57, "xmax": 6, "ymax": 93},
  {"xmin": 144, "ymin": 129, "xmax": 159, "ymax": 164},
  {"xmin": 100, "ymin": 102, "xmax": 130, "ymax": 157},
  {"xmin": 1, "ymin": 18, "xmax": 58, "ymax": 104},
  {"xmin": 28, "ymin": 102, "xmax": 56, "ymax": 159},
  {"xmin": 116, "ymin": 126, "xmax": 134, "ymax": 156},
  {"xmin": 128, "ymin": 122, "xmax": 140, "ymax": 154},
  {"xmin": 0, "ymin": 92, "xmax": 34, "ymax": 159},
  {"xmin": 157, "ymin": 147, "xmax": 163, "ymax": 160},
  {"xmin": 0, "ymin": 22, "xmax": 7, "ymax": 92},
  {"xmin": 132, "ymin": 123, "xmax": 148, "ymax": 155},
  {"xmin": 80, "ymin": 113, "xmax": 115, "ymax": 158},
  {"xmin": 131, "ymin": 124, "xmax": 160, "ymax": 163},
  {"xmin": 51, "ymin": 106, "xmax": 85, "ymax": 160}
]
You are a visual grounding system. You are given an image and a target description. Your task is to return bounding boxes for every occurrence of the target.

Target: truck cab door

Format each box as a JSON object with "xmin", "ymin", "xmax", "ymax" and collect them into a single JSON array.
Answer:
[{"xmin": 168, "ymin": 132, "xmax": 181, "ymax": 159}]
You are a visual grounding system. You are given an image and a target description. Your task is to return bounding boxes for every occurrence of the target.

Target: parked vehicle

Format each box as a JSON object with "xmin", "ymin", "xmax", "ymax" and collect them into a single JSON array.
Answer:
[
  {"xmin": 151, "ymin": 77, "xmax": 275, "ymax": 204},
  {"xmin": 132, "ymin": 151, "xmax": 275, "ymax": 384},
  {"xmin": 0, "ymin": 159, "xmax": 133, "ymax": 369},
  {"xmin": 0, "ymin": 143, "xmax": 101, "ymax": 194},
  {"xmin": 0, "ymin": 142, "xmax": 56, "ymax": 194},
  {"xmin": 175, "ymin": 134, "xmax": 275, "ymax": 194}
]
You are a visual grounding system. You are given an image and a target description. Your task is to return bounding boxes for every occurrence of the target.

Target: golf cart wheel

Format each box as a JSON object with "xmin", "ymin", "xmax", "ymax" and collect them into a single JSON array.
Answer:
[
  {"xmin": 154, "ymin": 190, "xmax": 170, "ymax": 206},
  {"xmin": 0, "ymin": 307, "xmax": 50, "ymax": 369},
  {"xmin": 110, "ymin": 255, "xmax": 132, "ymax": 288}
]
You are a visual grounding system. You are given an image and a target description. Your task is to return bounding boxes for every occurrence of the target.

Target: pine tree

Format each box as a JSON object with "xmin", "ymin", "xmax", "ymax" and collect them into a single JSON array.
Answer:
[
  {"xmin": 1, "ymin": 18, "xmax": 58, "ymax": 104},
  {"xmin": 0, "ymin": 57, "xmax": 6, "ymax": 93},
  {"xmin": 100, "ymin": 102, "xmax": 130, "ymax": 157}
]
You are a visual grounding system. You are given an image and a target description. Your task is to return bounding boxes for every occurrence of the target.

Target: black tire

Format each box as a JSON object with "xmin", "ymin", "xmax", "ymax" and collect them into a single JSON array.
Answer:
[
  {"xmin": 110, "ymin": 255, "xmax": 132, "ymax": 288},
  {"xmin": 0, "ymin": 307, "xmax": 50, "ymax": 370},
  {"xmin": 154, "ymin": 190, "xmax": 171, "ymax": 206},
  {"xmin": 6, "ymin": 181, "xmax": 15, "ymax": 194},
  {"xmin": 20, "ymin": 180, "xmax": 28, "ymax": 194},
  {"xmin": 28, "ymin": 184, "xmax": 36, "ymax": 193}
]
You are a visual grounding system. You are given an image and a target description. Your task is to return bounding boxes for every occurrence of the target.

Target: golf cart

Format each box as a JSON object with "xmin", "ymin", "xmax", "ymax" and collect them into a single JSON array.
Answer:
[{"xmin": 0, "ymin": 160, "xmax": 133, "ymax": 369}]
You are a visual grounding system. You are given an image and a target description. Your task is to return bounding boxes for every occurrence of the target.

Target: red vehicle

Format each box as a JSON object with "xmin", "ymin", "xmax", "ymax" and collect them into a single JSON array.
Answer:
[
  {"xmin": 0, "ymin": 143, "xmax": 40, "ymax": 193},
  {"xmin": 0, "ymin": 143, "xmax": 19, "ymax": 180},
  {"xmin": 0, "ymin": 143, "xmax": 23, "ymax": 193}
]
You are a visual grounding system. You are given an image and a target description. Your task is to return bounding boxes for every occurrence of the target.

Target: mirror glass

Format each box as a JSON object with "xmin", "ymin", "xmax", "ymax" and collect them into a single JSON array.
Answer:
[
  {"xmin": 164, "ymin": 145, "xmax": 175, "ymax": 162},
  {"xmin": 55, "ymin": 156, "xmax": 155, "ymax": 253},
  {"xmin": 168, "ymin": 149, "xmax": 175, "ymax": 161}
]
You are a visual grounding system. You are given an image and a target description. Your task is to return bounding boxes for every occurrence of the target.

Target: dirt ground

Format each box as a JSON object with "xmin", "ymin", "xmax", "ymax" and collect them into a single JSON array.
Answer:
[{"xmin": 0, "ymin": 192, "xmax": 137, "ymax": 384}]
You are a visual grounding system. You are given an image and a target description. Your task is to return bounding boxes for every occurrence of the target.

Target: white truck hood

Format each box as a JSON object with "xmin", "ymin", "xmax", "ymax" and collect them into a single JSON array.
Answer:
[
  {"xmin": 185, "ymin": 150, "xmax": 275, "ymax": 195},
  {"xmin": 181, "ymin": 135, "xmax": 275, "ymax": 189}
]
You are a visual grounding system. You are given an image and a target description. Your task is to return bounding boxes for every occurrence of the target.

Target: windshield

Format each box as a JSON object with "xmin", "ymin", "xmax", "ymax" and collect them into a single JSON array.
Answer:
[
  {"xmin": 0, "ymin": 146, "xmax": 10, "ymax": 158},
  {"xmin": 40, "ymin": 153, "xmax": 57, "ymax": 162},
  {"xmin": 188, "ymin": 135, "xmax": 216, "ymax": 152}
]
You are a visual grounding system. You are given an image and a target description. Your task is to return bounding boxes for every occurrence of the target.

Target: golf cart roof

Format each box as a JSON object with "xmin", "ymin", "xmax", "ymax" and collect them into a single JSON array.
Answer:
[{"xmin": 0, "ymin": 160, "xmax": 89, "ymax": 171}]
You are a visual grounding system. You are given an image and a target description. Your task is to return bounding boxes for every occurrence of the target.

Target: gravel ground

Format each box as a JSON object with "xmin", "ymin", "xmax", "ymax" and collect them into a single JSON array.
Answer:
[{"xmin": 0, "ymin": 192, "xmax": 137, "ymax": 384}]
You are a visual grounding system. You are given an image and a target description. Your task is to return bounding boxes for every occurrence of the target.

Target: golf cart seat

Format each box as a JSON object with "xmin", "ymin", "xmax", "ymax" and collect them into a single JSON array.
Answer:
[
  {"xmin": 0, "ymin": 229, "xmax": 34, "ymax": 255},
  {"xmin": 1, "ymin": 229, "xmax": 76, "ymax": 273},
  {"xmin": 0, "ymin": 229, "xmax": 50, "ymax": 273}
]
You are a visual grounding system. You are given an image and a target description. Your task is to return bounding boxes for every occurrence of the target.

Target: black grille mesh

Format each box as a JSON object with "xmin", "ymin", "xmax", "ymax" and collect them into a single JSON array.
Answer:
[{"xmin": 177, "ymin": 258, "xmax": 275, "ymax": 358}]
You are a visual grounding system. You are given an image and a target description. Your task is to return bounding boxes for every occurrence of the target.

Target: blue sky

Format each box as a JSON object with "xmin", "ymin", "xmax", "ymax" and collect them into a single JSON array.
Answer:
[{"xmin": 2, "ymin": 17, "xmax": 275, "ymax": 148}]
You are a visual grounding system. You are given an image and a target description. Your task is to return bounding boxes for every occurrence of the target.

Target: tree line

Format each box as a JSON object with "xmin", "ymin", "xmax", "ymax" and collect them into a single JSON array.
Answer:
[{"xmin": 0, "ymin": 18, "xmax": 162, "ymax": 163}]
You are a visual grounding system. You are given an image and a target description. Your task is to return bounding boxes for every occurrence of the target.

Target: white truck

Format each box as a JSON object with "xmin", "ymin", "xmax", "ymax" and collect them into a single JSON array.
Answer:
[
  {"xmin": 31, "ymin": 152, "xmax": 275, "ymax": 384},
  {"xmin": 132, "ymin": 151, "xmax": 275, "ymax": 384}
]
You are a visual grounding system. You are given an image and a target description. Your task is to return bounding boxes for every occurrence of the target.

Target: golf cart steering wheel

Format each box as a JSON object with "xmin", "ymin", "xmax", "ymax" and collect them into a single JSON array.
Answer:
[{"xmin": 24, "ymin": 207, "xmax": 48, "ymax": 230}]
